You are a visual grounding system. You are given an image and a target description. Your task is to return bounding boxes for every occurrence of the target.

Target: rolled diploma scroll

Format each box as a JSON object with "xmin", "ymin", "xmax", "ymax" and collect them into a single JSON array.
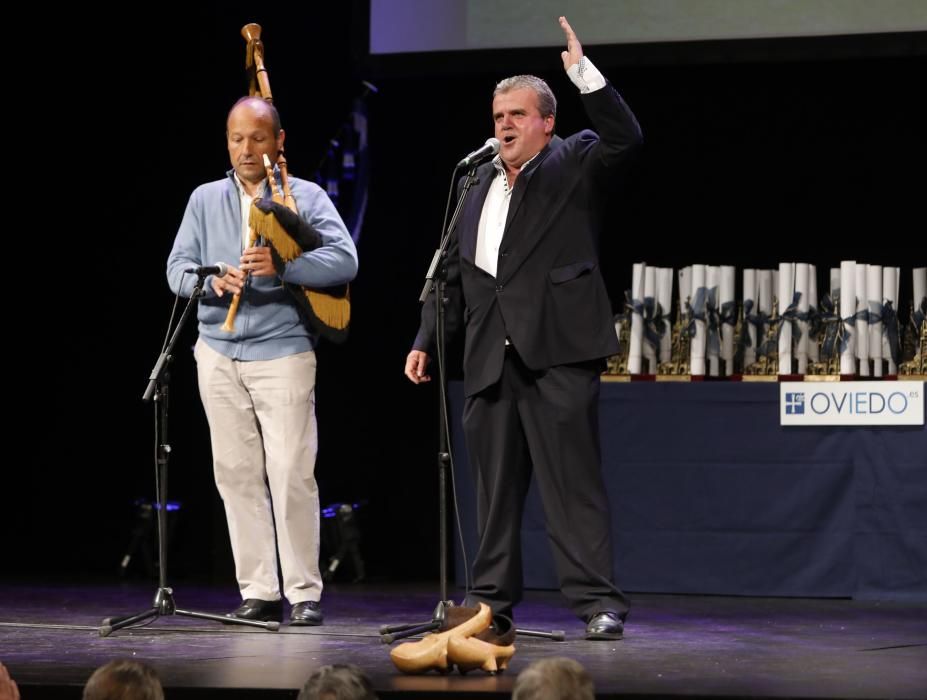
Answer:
[
  {"xmin": 882, "ymin": 266, "xmax": 899, "ymax": 374},
  {"xmin": 657, "ymin": 267, "xmax": 674, "ymax": 365},
  {"xmin": 778, "ymin": 262, "xmax": 795, "ymax": 375},
  {"xmin": 914, "ymin": 267, "xmax": 926, "ymax": 358},
  {"xmin": 642, "ymin": 265, "xmax": 657, "ymax": 374},
  {"xmin": 758, "ymin": 269, "xmax": 773, "ymax": 352},
  {"xmin": 829, "ymin": 267, "xmax": 840, "ymax": 302},
  {"xmin": 855, "ymin": 262, "xmax": 869, "ymax": 376},
  {"xmin": 690, "ymin": 264, "xmax": 707, "ymax": 376},
  {"xmin": 707, "ymin": 266, "xmax": 720, "ymax": 377},
  {"xmin": 839, "ymin": 260, "xmax": 857, "ymax": 376},
  {"xmin": 795, "ymin": 263, "xmax": 809, "ymax": 374},
  {"xmin": 743, "ymin": 268, "xmax": 757, "ymax": 367},
  {"xmin": 677, "ymin": 266, "xmax": 691, "ymax": 368},
  {"xmin": 808, "ymin": 265, "xmax": 819, "ymax": 362},
  {"xmin": 628, "ymin": 262, "xmax": 646, "ymax": 375},
  {"xmin": 720, "ymin": 265, "xmax": 735, "ymax": 376},
  {"xmin": 678, "ymin": 267, "xmax": 691, "ymax": 315},
  {"xmin": 868, "ymin": 265, "xmax": 883, "ymax": 377}
]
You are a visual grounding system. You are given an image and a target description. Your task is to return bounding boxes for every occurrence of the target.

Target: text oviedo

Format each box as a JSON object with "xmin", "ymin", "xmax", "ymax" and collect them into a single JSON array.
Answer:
[{"xmin": 780, "ymin": 381, "xmax": 925, "ymax": 426}]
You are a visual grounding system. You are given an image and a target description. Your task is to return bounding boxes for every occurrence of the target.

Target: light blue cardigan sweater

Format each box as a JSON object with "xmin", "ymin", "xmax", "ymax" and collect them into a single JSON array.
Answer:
[{"xmin": 166, "ymin": 170, "xmax": 358, "ymax": 361}]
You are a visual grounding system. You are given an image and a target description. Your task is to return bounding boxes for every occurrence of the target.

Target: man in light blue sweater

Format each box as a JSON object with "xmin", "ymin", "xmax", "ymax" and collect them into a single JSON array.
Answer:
[{"xmin": 167, "ymin": 97, "xmax": 358, "ymax": 626}]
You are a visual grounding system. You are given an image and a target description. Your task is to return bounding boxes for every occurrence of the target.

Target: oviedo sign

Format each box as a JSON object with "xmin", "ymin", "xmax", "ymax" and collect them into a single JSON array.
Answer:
[{"xmin": 780, "ymin": 381, "xmax": 925, "ymax": 426}]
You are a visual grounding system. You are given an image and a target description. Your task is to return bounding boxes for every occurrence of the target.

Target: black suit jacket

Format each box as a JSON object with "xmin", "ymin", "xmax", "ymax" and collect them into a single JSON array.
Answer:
[{"xmin": 415, "ymin": 83, "xmax": 642, "ymax": 397}]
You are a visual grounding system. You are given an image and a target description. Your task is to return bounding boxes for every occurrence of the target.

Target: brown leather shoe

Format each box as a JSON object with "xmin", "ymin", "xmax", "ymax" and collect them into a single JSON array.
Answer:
[{"xmin": 225, "ymin": 598, "xmax": 283, "ymax": 623}]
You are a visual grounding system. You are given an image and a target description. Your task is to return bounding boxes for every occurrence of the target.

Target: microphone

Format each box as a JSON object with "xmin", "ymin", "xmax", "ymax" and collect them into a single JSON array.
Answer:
[
  {"xmin": 456, "ymin": 138, "xmax": 501, "ymax": 169},
  {"xmin": 187, "ymin": 263, "xmax": 228, "ymax": 277}
]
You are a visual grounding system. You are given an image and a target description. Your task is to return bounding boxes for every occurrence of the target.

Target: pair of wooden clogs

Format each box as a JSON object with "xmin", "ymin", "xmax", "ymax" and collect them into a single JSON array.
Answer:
[{"xmin": 389, "ymin": 603, "xmax": 516, "ymax": 675}]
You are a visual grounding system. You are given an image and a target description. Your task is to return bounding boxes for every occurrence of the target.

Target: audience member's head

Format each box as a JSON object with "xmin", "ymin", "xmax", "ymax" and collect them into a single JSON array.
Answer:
[
  {"xmin": 512, "ymin": 657, "xmax": 594, "ymax": 700},
  {"xmin": 297, "ymin": 663, "xmax": 377, "ymax": 700},
  {"xmin": 82, "ymin": 660, "xmax": 164, "ymax": 700},
  {"xmin": 0, "ymin": 662, "xmax": 20, "ymax": 700}
]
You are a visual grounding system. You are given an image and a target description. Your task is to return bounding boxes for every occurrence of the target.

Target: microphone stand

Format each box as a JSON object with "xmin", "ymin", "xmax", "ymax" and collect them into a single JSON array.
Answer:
[
  {"xmin": 380, "ymin": 163, "xmax": 563, "ymax": 644},
  {"xmin": 100, "ymin": 272, "xmax": 279, "ymax": 636}
]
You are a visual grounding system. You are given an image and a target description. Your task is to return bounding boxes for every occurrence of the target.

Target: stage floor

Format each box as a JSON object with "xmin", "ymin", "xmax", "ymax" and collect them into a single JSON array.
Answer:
[{"xmin": 1, "ymin": 581, "xmax": 925, "ymax": 699}]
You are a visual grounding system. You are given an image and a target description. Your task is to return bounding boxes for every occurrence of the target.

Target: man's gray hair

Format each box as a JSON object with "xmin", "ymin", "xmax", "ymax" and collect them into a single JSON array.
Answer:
[{"xmin": 494, "ymin": 75, "xmax": 557, "ymax": 119}]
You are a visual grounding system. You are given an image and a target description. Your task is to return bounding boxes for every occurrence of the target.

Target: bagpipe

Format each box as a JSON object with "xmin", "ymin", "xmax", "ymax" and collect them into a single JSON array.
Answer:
[{"xmin": 222, "ymin": 23, "xmax": 351, "ymax": 343}]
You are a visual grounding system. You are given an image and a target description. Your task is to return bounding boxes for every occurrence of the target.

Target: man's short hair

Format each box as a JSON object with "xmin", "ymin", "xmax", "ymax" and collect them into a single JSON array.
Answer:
[
  {"xmin": 228, "ymin": 95, "xmax": 283, "ymax": 134},
  {"xmin": 82, "ymin": 660, "xmax": 164, "ymax": 700},
  {"xmin": 494, "ymin": 75, "xmax": 557, "ymax": 119},
  {"xmin": 297, "ymin": 664, "xmax": 378, "ymax": 700},
  {"xmin": 512, "ymin": 657, "xmax": 594, "ymax": 700}
]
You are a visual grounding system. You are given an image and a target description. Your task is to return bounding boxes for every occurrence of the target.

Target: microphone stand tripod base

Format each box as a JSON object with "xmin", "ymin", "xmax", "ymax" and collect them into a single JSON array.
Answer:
[
  {"xmin": 104, "ymin": 279, "xmax": 279, "ymax": 638},
  {"xmin": 99, "ymin": 587, "xmax": 281, "ymax": 636},
  {"xmin": 380, "ymin": 600, "xmax": 454, "ymax": 644}
]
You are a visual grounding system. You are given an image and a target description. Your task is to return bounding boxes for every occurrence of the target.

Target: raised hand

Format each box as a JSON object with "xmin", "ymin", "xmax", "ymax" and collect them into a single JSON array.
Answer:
[{"xmin": 559, "ymin": 16, "xmax": 584, "ymax": 71}]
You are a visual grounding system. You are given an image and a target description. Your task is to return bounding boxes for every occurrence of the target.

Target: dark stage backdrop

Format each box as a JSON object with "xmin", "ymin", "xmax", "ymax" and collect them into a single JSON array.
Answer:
[{"xmin": 7, "ymin": 3, "xmax": 924, "ymax": 590}]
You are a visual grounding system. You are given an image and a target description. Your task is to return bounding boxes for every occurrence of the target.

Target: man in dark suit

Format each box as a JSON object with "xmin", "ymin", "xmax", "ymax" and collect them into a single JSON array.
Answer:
[{"xmin": 404, "ymin": 16, "xmax": 642, "ymax": 640}]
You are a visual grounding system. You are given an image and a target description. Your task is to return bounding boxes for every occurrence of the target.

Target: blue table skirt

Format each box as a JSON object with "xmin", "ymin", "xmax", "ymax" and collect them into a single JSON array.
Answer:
[{"xmin": 450, "ymin": 381, "xmax": 927, "ymax": 600}]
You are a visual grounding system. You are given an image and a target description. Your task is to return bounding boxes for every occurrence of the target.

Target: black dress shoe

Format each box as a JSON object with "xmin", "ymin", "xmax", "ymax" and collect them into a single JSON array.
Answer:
[
  {"xmin": 225, "ymin": 598, "xmax": 283, "ymax": 623},
  {"xmin": 585, "ymin": 611, "xmax": 624, "ymax": 640},
  {"xmin": 290, "ymin": 600, "xmax": 323, "ymax": 626}
]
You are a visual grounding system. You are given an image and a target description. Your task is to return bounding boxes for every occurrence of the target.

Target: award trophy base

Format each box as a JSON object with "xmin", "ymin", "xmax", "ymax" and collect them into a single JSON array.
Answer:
[
  {"xmin": 601, "ymin": 373, "xmax": 632, "ymax": 382},
  {"xmin": 742, "ymin": 355, "xmax": 778, "ymax": 381},
  {"xmin": 741, "ymin": 373, "xmax": 779, "ymax": 382}
]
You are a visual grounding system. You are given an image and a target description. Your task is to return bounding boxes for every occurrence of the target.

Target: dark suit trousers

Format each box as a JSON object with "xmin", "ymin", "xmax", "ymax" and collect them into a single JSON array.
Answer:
[{"xmin": 462, "ymin": 347, "xmax": 630, "ymax": 623}]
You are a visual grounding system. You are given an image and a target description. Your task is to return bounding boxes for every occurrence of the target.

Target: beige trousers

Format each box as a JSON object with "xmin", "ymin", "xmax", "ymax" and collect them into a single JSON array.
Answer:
[{"xmin": 194, "ymin": 338, "xmax": 322, "ymax": 604}]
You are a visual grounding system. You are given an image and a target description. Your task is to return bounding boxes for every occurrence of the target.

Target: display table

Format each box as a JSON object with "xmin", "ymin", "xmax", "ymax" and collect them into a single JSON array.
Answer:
[{"xmin": 450, "ymin": 381, "xmax": 927, "ymax": 600}]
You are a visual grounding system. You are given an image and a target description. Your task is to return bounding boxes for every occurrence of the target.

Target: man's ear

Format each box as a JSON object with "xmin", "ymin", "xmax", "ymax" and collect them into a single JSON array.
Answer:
[{"xmin": 544, "ymin": 115, "xmax": 555, "ymax": 135}]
